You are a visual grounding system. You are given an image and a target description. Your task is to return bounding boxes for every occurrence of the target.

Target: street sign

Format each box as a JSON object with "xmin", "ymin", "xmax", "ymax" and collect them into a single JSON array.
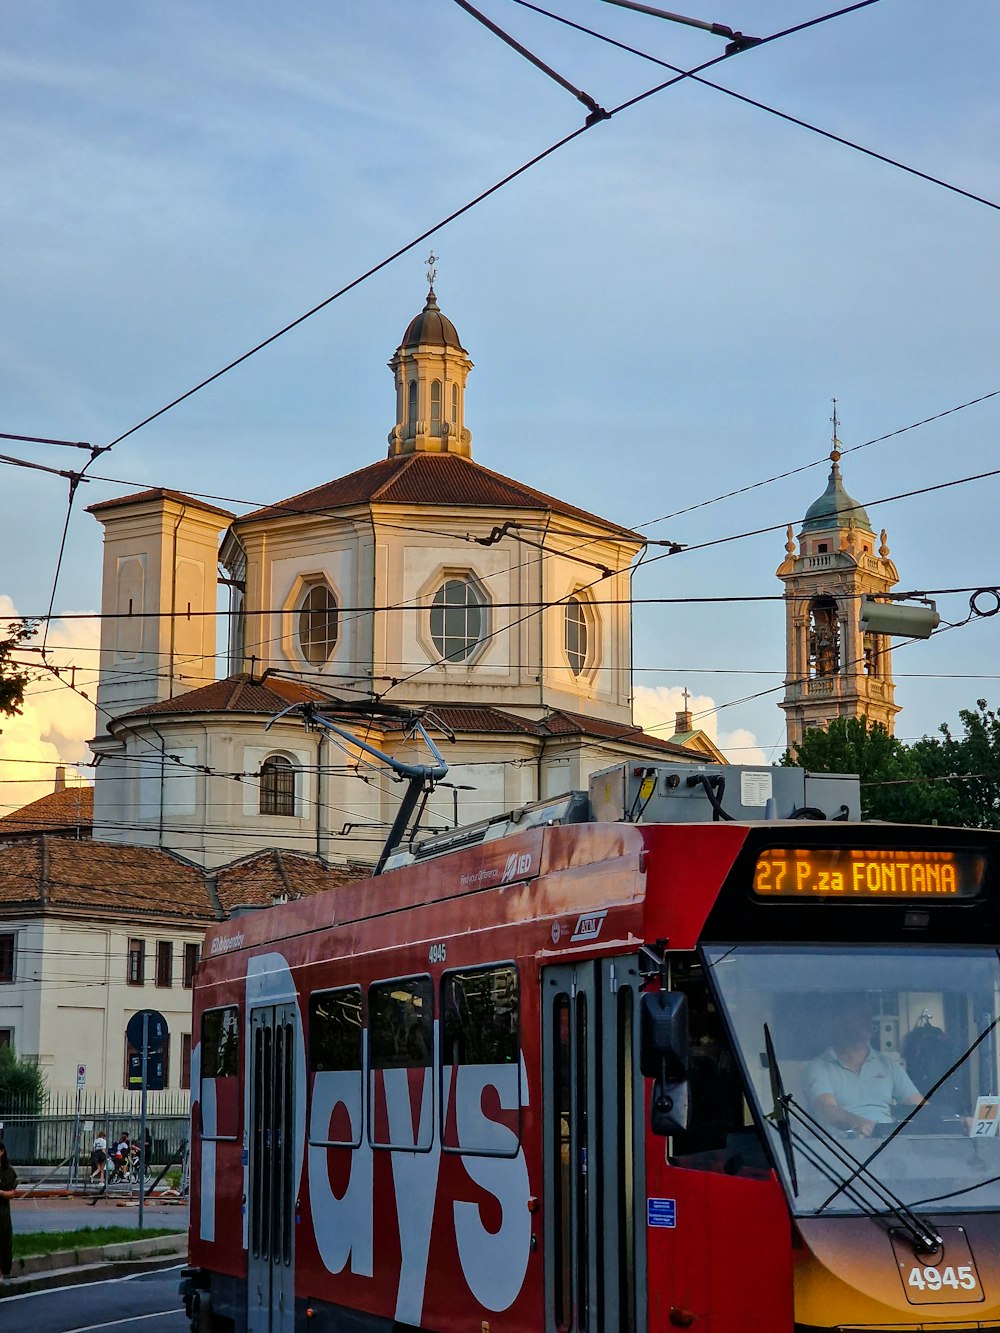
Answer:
[
  {"xmin": 126, "ymin": 1009, "xmax": 168, "ymax": 1053},
  {"xmin": 128, "ymin": 1051, "xmax": 165, "ymax": 1091},
  {"xmin": 76, "ymin": 1064, "xmax": 86, "ymax": 1089}
]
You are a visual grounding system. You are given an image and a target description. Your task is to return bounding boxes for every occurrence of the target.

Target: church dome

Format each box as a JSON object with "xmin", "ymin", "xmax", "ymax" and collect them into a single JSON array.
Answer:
[
  {"xmin": 801, "ymin": 452, "xmax": 873, "ymax": 534},
  {"xmin": 399, "ymin": 288, "xmax": 466, "ymax": 351}
]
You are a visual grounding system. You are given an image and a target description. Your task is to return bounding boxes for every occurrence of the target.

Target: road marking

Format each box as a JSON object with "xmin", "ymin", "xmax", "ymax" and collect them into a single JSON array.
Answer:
[
  {"xmin": 66, "ymin": 1311, "xmax": 176, "ymax": 1332},
  {"xmin": 0, "ymin": 1261, "xmax": 183, "ymax": 1305}
]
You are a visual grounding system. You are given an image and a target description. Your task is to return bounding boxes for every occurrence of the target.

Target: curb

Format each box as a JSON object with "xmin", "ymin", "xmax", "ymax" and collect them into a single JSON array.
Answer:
[
  {"xmin": 0, "ymin": 1249, "xmax": 186, "ymax": 1298},
  {"xmin": 0, "ymin": 1232, "xmax": 187, "ymax": 1297}
]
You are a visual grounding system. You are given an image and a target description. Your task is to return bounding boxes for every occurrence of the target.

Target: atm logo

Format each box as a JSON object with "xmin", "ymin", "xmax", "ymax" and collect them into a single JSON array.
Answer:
[
  {"xmin": 501, "ymin": 852, "xmax": 533, "ymax": 883},
  {"xmin": 571, "ymin": 910, "xmax": 607, "ymax": 942}
]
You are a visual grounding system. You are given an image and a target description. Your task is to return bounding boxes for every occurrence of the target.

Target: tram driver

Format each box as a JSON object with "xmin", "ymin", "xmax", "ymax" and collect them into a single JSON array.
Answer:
[{"xmin": 803, "ymin": 994, "xmax": 922, "ymax": 1138}]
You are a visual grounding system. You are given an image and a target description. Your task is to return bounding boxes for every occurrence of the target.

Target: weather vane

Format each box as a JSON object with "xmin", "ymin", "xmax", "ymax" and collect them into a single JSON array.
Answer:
[
  {"xmin": 425, "ymin": 251, "xmax": 438, "ymax": 289},
  {"xmin": 830, "ymin": 396, "xmax": 841, "ymax": 461}
]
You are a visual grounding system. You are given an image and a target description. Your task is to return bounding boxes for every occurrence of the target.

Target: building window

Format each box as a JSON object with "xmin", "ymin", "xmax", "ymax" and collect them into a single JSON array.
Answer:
[
  {"xmin": 430, "ymin": 380, "xmax": 442, "ymax": 436},
  {"xmin": 0, "ymin": 935, "xmax": 14, "ymax": 985},
  {"xmin": 451, "ymin": 382, "xmax": 458, "ymax": 425},
  {"xmin": 156, "ymin": 941, "xmax": 173, "ymax": 988},
  {"xmin": 181, "ymin": 1033, "xmax": 192, "ymax": 1091},
  {"xmin": 565, "ymin": 595, "xmax": 589, "ymax": 676},
  {"xmin": 183, "ymin": 942, "xmax": 200, "ymax": 989},
  {"xmin": 407, "ymin": 379, "xmax": 417, "ymax": 433},
  {"xmin": 0, "ymin": 1030, "xmax": 12, "ymax": 1050},
  {"xmin": 297, "ymin": 583, "xmax": 338, "ymax": 665},
  {"xmin": 430, "ymin": 577, "xmax": 486, "ymax": 663},
  {"xmin": 260, "ymin": 755, "xmax": 296, "ymax": 817},
  {"xmin": 128, "ymin": 938, "xmax": 145, "ymax": 986}
]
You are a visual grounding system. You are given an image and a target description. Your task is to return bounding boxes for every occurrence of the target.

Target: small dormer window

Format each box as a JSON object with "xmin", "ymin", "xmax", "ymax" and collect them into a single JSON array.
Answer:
[
  {"xmin": 431, "ymin": 577, "xmax": 486, "ymax": 662},
  {"xmin": 565, "ymin": 595, "xmax": 590, "ymax": 676},
  {"xmin": 430, "ymin": 380, "xmax": 442, "ymax": 437},
  {"xmin": 260, "ymin": 755, "xmax": 296, "ymax": 817},
  {"xmin": 298, "ymin": 583, "xmax": 339, "ymax": 666},
  {"xmin": 817, "ymin": 543, "xmax": 828, "ymax": 554}
]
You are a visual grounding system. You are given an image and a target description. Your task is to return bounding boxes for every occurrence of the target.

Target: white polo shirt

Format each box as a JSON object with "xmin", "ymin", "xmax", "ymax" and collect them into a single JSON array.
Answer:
[{"xmin": 804, "ymin": 1045, "xmax": 920, "ymax": 1124}]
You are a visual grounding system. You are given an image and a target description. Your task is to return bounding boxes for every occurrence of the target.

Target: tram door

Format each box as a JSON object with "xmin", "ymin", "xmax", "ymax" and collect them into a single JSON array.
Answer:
[
  {"xmin": 542, "ymin": 958, "xmax": 646, "ymax": 1333},
  {"xmin": 247, "ymin": 1004, "xmax": 297, "ymax": 1333}
]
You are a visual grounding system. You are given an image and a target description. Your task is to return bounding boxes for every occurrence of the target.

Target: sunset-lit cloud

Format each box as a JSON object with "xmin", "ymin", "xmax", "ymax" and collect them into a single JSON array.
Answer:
[
  {"xmin": 633, "ymin": 684, "xmax": 767, "ymax": 766},
  {"xmin": 0, "ymin": 596, "xmax": 98, "ymax": 813}
]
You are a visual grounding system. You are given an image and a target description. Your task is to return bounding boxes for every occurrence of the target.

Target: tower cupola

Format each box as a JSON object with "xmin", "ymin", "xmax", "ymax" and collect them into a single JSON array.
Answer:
[{"xmin": 387, "ymin": 263, "xmax": 474, "ymax": 459}]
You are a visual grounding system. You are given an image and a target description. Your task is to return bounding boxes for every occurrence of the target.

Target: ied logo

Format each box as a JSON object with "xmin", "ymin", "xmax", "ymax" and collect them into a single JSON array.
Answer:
[
  {"xmin": 501, "ymin": 852, "xmax": 532, "ymax": 883},
  {"xmin": 570, "ymin": 910, "xmax": 607, "ymax": 942}
]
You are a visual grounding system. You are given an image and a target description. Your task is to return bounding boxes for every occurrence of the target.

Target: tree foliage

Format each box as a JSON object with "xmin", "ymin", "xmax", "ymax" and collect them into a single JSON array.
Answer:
[
  {"xmin": 0, "ymin": 620, "xmax": 35, "ymax": 721},
  {"xmin": 783, "ymin": 704, "xmax": 1000, "ymax": 829},
  {"xmin": 0, "ymin": 1043, "xmax": 46, "ymax": 1115}
]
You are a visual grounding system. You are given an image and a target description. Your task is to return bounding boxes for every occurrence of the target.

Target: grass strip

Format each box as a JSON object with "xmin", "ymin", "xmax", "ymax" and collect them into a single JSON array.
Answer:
[{"xmin": 13, "ymin": 1225, "xmax": 176, "ymax": 1258}]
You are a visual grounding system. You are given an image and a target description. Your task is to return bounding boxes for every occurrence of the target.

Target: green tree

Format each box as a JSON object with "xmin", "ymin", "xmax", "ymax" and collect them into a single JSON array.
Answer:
[
  {"xmin": 918, "ymin": 699, "xmax": 1000, "ymax": 830},
  {"xmin": 0, "ymin": 1044, "xmax": 46, "ymax": 1115},
  {"xmin": 781, "ymin": 715, "xmax": 961, "ymax": 825},
  {"xmin": 0, "ymin": 620, "xmax": 35, "ymax": 721}
]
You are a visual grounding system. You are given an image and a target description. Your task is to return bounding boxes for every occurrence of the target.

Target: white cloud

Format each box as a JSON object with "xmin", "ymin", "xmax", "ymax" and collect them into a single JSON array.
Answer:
[
  {"xmin": 0, "ymin": 596, "xmax": 98, "ymax": 813},
  {"xmin": 633, "ymin": 684, "xmax": 766, "ymax": 766}
]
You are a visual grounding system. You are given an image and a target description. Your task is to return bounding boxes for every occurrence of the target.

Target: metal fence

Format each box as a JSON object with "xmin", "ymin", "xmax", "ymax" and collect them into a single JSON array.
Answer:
[{"xmin": 0, "ymin": 1088, "xmax": 190, "ymax": 1168}]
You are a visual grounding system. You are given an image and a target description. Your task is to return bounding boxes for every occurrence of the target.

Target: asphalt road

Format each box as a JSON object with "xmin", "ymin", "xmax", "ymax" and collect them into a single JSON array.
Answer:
[{"xmin": 0, "ymin": 1263, "xmax": 189, "ymax": 1332}]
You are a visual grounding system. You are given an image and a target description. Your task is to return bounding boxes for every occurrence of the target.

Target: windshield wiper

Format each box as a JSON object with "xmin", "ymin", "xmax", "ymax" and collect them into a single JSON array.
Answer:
[
  {"xmin": 816, "ymin": 1012, "xmax": 1000, "ymax": 1216},
  {"xmin": 763, "ymin": 1023, "xmax": 798, "ymax": 1193},
  {"xmin": 763, "ymin": 1027, "xmax": 941, "ymax": 1254}
]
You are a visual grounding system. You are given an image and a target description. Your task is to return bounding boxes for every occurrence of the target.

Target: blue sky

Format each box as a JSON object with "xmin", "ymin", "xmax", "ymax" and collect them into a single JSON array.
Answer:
[{"xmin": 1, "ymin": 0, "xmax": 998, "ymax": 800}]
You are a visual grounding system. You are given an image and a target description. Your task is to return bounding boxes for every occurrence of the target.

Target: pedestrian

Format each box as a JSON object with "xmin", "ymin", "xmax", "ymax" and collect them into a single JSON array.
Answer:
[
  {"xmin": 90, "ymin": 1129, "xmax": 108, "ymax": 1184},
  {"xmin": 0, "ymin": 1143, "xmax": 18, "ymax": 1280}
]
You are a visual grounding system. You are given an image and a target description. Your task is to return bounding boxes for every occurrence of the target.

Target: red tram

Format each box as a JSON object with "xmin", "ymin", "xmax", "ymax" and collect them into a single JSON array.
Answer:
[{"xmin": 182, "ymin": 763, "xmax": 1000, "ymax": 1332}]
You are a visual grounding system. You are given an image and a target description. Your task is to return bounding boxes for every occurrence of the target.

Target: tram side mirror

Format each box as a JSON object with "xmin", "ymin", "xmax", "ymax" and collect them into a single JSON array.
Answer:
[
  {"xmin": 640, "ymin": 990, "xmax": 688, "ymax": 1081},
  {"xmin": 650, "ymin": 1078, "xmax": 689, "ymax": 1137}
]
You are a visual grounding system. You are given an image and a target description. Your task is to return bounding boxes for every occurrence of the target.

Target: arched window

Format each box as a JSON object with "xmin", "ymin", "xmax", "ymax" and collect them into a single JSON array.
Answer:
[
  {"xmin": 430, "ymin": 380, "xmax": 442, "ymax": 436},
  {"xmin": 451, "ymin": 383, "xmax": 458, "ymax": 425},
  {"xmin": 407, "ymin": 380, "xmax": 418, "ymax": 434},
  {"xmin": 260, "ymin": 755, "xmax": 295, "ymax": 817},
  {"xmin": 431, "ymin": 578, "xmax": 485, "ymax": 662},
  {"xmin": 298, "ymin": 584, "xmax": 339, "ymax": 665},
  {"xmin": 864, "ymin": 633, "xmax": 880, "ymax": 677},
  {"xmin": 565, "ymin": 595, "xmax": 589, "ymax": 676},
  {"xmin": 808, "ymin": 596, "xmax": 840, "ymax": 676}
]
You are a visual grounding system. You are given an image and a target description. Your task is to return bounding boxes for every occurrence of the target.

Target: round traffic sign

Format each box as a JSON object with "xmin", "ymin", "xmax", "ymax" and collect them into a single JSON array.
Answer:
[{"xmin": 126, "ymin": 1009, "xmax": 169, "ymax": 1053}]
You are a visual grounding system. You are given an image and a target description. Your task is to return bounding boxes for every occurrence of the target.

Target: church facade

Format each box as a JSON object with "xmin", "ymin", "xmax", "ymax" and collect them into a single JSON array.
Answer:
[{"xmin": 88, "ymin": 288, "xmax": 698, "ymax": 868}]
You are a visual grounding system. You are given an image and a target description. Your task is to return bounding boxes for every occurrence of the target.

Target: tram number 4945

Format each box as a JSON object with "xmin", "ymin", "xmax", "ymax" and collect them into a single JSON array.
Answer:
[
  {"xmin": 906, "ymin": 1264, "xmax": 978, "ymax": 1293},
  {"xmin": 429, "ymin": 943, "xmax": 447, "ymax": 964}
]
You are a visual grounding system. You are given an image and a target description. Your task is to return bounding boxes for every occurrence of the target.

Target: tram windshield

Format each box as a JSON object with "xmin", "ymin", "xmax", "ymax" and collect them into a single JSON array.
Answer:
[{"xmin": 704, "ymin": 945, "xmax": 1000, "ymax": 1217}]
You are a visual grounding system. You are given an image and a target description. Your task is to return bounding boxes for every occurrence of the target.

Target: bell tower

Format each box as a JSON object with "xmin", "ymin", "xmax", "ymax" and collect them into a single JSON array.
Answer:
[{"xmin": 777, "ymin": 408, "xmax": 900, "ymax": 751}]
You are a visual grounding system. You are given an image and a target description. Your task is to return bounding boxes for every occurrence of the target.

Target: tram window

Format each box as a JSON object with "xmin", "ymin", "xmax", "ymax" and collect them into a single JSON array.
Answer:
[
  {"xmin": 369, "ymin": 977, "xmax": 433, "ymax": 1069},
  {"xmin": 441, "ymin": 965, "xmax": 521, "ymax": 1156},
  {"xmin": 668, "ymin": 956, "xmax": 767, "ymax": 1177},
  {"xmin": 308, "ymin": 987, "xmax": 364, "ymax": 1149},
  {"xmin": 200, "ymin": 1005, "xmax": 240, "ymax": 1141},
  {"xmin": 369, "ymin": 976, "xmax": 434, "ymax": 1151},
  {"xmin": 309, "ymin": 987, "xmax": 363, "ymax": 1071},
  {"xmin": 441, "ymin": 965, "xmax": 518, "ymax": 1065}
]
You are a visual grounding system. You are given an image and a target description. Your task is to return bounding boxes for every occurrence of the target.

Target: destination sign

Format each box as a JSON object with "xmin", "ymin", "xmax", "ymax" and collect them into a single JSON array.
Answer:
[{"xmin": 753, "ymin": 847, "xmax": 986, "ymax": 900}]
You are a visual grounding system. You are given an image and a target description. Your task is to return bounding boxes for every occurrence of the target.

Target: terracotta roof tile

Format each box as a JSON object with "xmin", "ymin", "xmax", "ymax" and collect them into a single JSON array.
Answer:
[
  {"xmin": 0, "ymin": 838, "xmax": 214, "ymax": 919},
  {"xmin": 425, "ymin": 705, "xmax": 540, "ymax": 735},
  {"xmin": 115, "ymin": 674, "xmax": 330, "ymax": 721},
  {"xmin": 86, "ymin": 488, "xmax": 234, "ymax": 521},
  {"xmin": 239, "ymin": 453, "xmax": 641, "ymax": 540},
  {"xmin": 0, "ymin": 786, "xmax": 93, "ymax": 836},
  {"xmin": 541, "ymin": 710, "xmax": 698, "ymax": 758},
  {"xmin": 214, "ymin": 849, "xmax": 368, "ymax": 913}
]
